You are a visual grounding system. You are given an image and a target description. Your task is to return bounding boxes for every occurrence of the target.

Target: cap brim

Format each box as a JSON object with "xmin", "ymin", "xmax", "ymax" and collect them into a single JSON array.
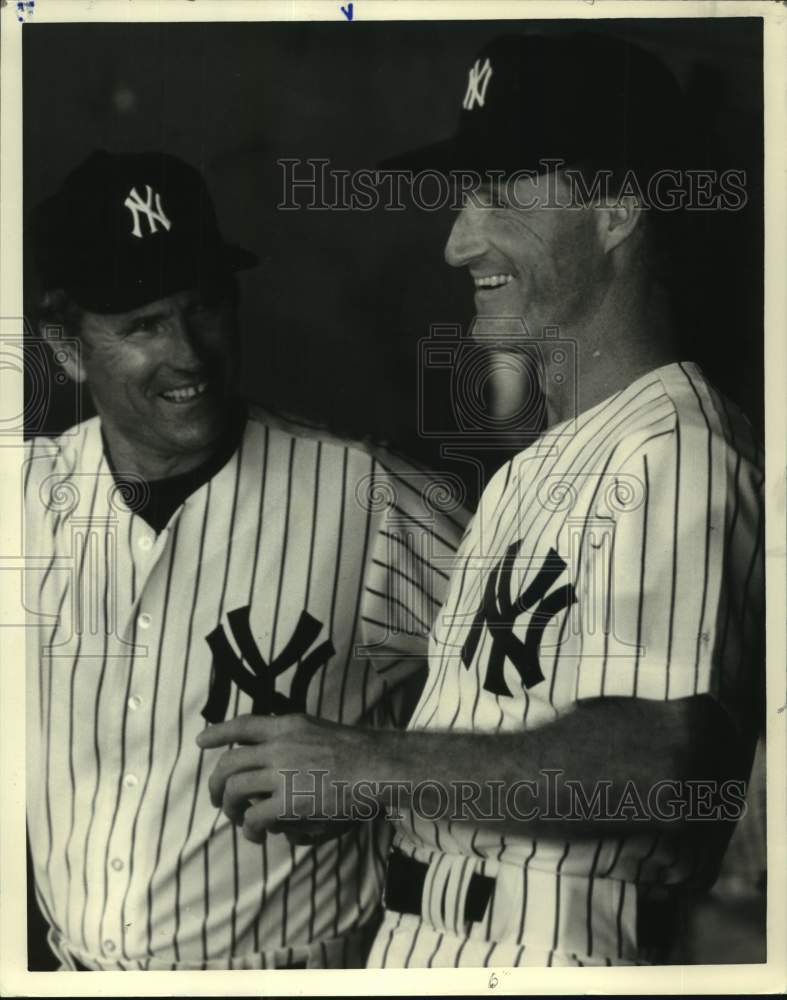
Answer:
[
  {"xmin": 378, "ymin": 134, "xmax": 548, "ymax": 179},
  {"xmin": 378, "ymin": 135, "xmax": 464, "ymax": 174},
  {"xmin": 68, "ymin": 241, "xmax": 259, "ymax": 313}
]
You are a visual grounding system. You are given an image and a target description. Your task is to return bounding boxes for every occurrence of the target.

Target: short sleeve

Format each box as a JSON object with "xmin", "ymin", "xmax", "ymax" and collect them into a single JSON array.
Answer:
[
  {"xmin": 574, "ymin": 422, "xmax": 764, "ymax": 731},
  {"xmin": 358, "ymin": 454, "xmax": 469, "ymax": 688}
]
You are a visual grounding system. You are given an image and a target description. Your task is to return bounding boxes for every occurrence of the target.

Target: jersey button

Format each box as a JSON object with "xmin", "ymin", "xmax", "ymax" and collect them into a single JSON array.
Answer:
[
  {"xmin": 128, "ymin": 695, "xmax": 143, "ymax": 711},
  {"xmin": 137, "ymin": 613, "xmax": 152, "ymax": 630},
  {"xmin": 138, "ymin": 535, "xmax": 153, "ymax": 552},
  {"xmin": 123, "ymin": 773, "xmax": 139, "ymax": 789},
  {"xmin": 103, "ymin": 940, "xmax": 116, "ymax": 953},
  {"xmin": 110, "ymin": 858, "xmax": 124, "ymax": 872}
]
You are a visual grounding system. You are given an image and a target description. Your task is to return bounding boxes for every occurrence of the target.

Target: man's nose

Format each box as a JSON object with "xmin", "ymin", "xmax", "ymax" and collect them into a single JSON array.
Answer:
[
  {"xmin": 444, "ymin": 203, "xmax": 487, "ymax": 269},
  {"xmin": 166, "ymin": 312, "xmax": 205, "ymax": 371}
]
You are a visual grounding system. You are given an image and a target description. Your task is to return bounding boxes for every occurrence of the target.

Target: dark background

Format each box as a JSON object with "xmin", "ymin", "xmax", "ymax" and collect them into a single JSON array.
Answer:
[
  {"xmin": 23, "ymin": 16, "xmax": 764, "ymax": 969},
  {"xmin": 24, "ymin": 19, "xmax": 763, "ymax": 471}
]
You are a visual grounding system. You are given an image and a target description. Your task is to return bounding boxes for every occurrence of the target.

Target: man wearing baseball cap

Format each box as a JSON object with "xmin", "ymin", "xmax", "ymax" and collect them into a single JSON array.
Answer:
[
  {"xmin": 202, "ymin": 31, "xmax": 764, "ymax": 966},
  {"xmin": 24, "ymin": 150, "xmax": 466, "ymax": 969}
]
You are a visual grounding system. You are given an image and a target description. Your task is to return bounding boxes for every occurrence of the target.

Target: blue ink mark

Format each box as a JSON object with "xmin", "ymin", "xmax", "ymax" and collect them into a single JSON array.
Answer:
[
  {"xmin": 340, "ymin": 2, "xmax": 353, "ymax": 21},
  {"xmin": 16, "ymin": 0, "xmax": 34, "ymax": 21}
]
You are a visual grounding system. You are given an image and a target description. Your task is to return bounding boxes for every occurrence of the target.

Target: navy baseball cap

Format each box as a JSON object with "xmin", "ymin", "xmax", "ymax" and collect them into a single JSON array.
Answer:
[
  {"xmin": 32, "ymin": 150, "xmax": 258, "ymax": 313},
  {"xmin": 383, "ymin": 32, "xmax": 688, "ymax": 178}
]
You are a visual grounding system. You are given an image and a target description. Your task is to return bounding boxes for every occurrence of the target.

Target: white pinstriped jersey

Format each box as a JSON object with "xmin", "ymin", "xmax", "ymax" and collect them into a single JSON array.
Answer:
[
  {"xmin": 378, "ymin": 362, "xmax": 764, "ymax": 966},
  {"xmin": 24, "ymin": 407, "xmax": 467, "ymax": 971}
]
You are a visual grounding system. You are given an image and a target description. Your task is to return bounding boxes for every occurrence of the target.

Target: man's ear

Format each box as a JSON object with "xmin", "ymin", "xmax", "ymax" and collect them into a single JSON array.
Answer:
[
  {"xmin": 39, "ymin": 324, "xmax": 86, "ymax": 384},
  {"xmin": 596, "ymin": 196, "xmax": 643, "ymax": 253}
]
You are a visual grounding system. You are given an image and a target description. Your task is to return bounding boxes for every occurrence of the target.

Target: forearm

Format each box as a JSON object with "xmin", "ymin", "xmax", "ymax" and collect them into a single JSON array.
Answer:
[
  {"xmin": 198, "ymin": 694, "xmax": 745, "ymax": 843},
  {"xmin": 338, "ymin": 695, "xmax": 742, "ymax": 838}
]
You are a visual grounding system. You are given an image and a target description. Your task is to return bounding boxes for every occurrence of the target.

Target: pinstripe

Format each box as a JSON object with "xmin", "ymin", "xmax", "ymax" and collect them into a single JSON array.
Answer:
[
  {"xmin": 269, "ymin": 438, "xmax": 297, "ymax": 663},
  {"xmin": 504, "ymin": 383, "xmax": 664, "ymax": 598},
  {"xmin": 516, "ymin": 842, "xmax": 537, "ymax": 941},
  {"xmin": 416, "ymin": 537, "xmax": 477, "ymax": 729},
  {"xmin": 208, "ymin": 440, "xmax": 247, "ymax": 958},
  {"xmin": 453, "ymin": 933, "xmax": 469, "ymax": 967},
  {"xmin": 677, "ymin": 364, "xmax": 715, "ymax": 692},
  {"xmin": 317, "ymin": 447, "xmax": 347, "ymax": 715},
  {"xmin": 419, "ymin": 506, "xmax": 479, "ymax": 711},
  {"xmin": 372, "ymin": 558, "xmax": 444, "ymax": 607},
  {"xmin": 714, "ymin": 393, "xmax": 743, "ymax": 666},
  {"xmin": 403, "ymin": 919, "xmax": 422, "ymax": 967},
  {"xmin": 192, "ymin": 438, "xmax": 246, "ymax": 961},
  {"xmin": 450, "ymin": 856, "xmax": 471, "ymax": 934},
  {"xmin": 546, "ymin": 435, "xmax": 628, "ymax": 712},
  {"xmin": 39, "ymin": 533, "xmax": 75, "ymax": 921},
  {"xmin": 387, "ymin": 363, "xmax": 763, "ymax": 967},
  {"xmin": 365, "ymin": 586, "xmax": 431, "ymax": 635},
  {"xmin": 737, "ymin": 474, "xmax": 765, "ymax": 680},
  {"xmin": 386, "ymin": 463, "xmax": 466, "ymax": 535},
  {"xmin": 24, "ymin": 415, "xmax": 462, "ymax": 968},
  {"xmin": 632, "ymin": 832, "xmax": 661, "ymax": 887},
  {"xmin": 119, "ymin": 520, "xmax": 181, "ymax": 957},
  {"xmin": 544, "ymin": 416, "xmax": 672, "ymax": 712},
  {"xmin": 377, "ymin": 529, "xmax": 450, "ymax": 580},
  {"xmin": 246, "ymin": 425, "xmax": 270, "ymax": 956},
  {"xmin": 600, "ymin": 836, "xmax": 626, "ymax": 879},
  {"xmin": 550, "ymin": 842, "xmax": 571, "ymax": 958},
  {"xmin": 96, "ymin": 608, "xmax": 140, "ymax": 957},
  {"xmin": 35, "ymin": 445, "xmax": 69, "ymax": 601},
  {"xmin": 391, "ymin": 503, "xmax": 457, "ymax": 552},
  {"xmin": 266, "ymin": 438, "xmax": 297, "ymax": 949},
  {"xmin": 61, "ymin": 461, "xmax": 102, "ymax": 944},
  {"xmin": 379, "ymin": 912, "xmax": 404, "ymax": 967},
  {"xmin": 584, "ymin": 839, "xmax": 604, "ymax": 956},
  {"xmin": 426, "ymin": 930, "xmax": 444, "ymax": 967},
  {"xmin": 599, "ymin": 495, "xmax": 618, "ymax": 696},
  {"xmin": 328, "ymin": 450, "xmax": 348, "ymax": 934},
  {"xmin": 447, "ymin": 392, "xmax": 667, "ymax": 733},
  {"xmin": 305, "ymin": 442, "xmax": 323, "ymax": 942},
  {"xmin": 150, "ymin": 485, "xmax": 212, "ymax": 956},
  {"xmin": 664, "ymin": 416, "xmax": 681, "ymax": 700},
  {"xmin": 632, "ymin": 455, "xmax": 650, "ymax": 697},
  {"xmin": 303, "ymin": 442, "xmax": 322, "ymax": 610},
  {"xmin": 615, "ymin": 880, "xmax": 627, "ymax": 961},
  {"xmin": 79, "ymin": 524, "xmax": 113, "ymax": 952}
]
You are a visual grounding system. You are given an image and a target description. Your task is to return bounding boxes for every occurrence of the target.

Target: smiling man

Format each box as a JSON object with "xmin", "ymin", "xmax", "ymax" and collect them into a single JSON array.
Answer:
[
  {"xmin": 200, "ymin": 34, "xmax": 765, "ymax": 967},
  {"xmin": 24, "ymin": 151, "xmax": 466, "ymax": 970}
]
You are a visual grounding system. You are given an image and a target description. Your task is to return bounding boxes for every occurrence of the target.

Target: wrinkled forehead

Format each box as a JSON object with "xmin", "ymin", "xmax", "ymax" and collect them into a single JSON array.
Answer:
[{"xmin": 459, "ymin": 169, "xmax": 580, "ymax": 212}]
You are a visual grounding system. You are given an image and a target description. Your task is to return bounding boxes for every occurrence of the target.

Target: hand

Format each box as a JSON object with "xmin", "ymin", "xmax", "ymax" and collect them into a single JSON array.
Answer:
[{"xmin": 196, "ymin": 713, "xmax": 378, "ymax": 843}]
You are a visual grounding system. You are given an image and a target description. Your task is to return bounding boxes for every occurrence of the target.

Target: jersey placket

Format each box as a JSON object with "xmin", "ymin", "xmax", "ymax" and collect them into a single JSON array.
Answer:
[{"xmin": 100, "ymin": 510, "xmax": 181, "ymax": 961}]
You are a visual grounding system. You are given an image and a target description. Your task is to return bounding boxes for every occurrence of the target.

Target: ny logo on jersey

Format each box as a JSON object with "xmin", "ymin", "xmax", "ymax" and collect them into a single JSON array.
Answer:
[
  {"xmin": 124, "ymin": 185, "xmax": 172, "ymax": 239},
  {"xmin": 461, "ymin": 542, "xmax": 576, "ymax": 696},
  {"xmin": 462, "ymin": 57, "xmax": 493, "ymax": 110},
  {"xmin": 201, "ymin": 605, "xmax": 335, "ymax": 722}
]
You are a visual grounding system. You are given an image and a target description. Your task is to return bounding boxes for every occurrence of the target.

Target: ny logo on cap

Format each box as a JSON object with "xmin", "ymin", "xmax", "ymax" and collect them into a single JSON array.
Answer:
[
  {"xmin": 462, "ymin": 57, "xmax": 493, "ymax": 111},
  {"xmin": 124, "ymin": 184, "xmax": 172, "ymax": 239}
]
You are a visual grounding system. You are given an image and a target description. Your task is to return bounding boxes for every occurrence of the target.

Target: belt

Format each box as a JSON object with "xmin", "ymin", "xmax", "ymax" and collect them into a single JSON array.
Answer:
[{"xmin": 384, "ymin": 848, "xmax": 494, "ymax": 924}]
